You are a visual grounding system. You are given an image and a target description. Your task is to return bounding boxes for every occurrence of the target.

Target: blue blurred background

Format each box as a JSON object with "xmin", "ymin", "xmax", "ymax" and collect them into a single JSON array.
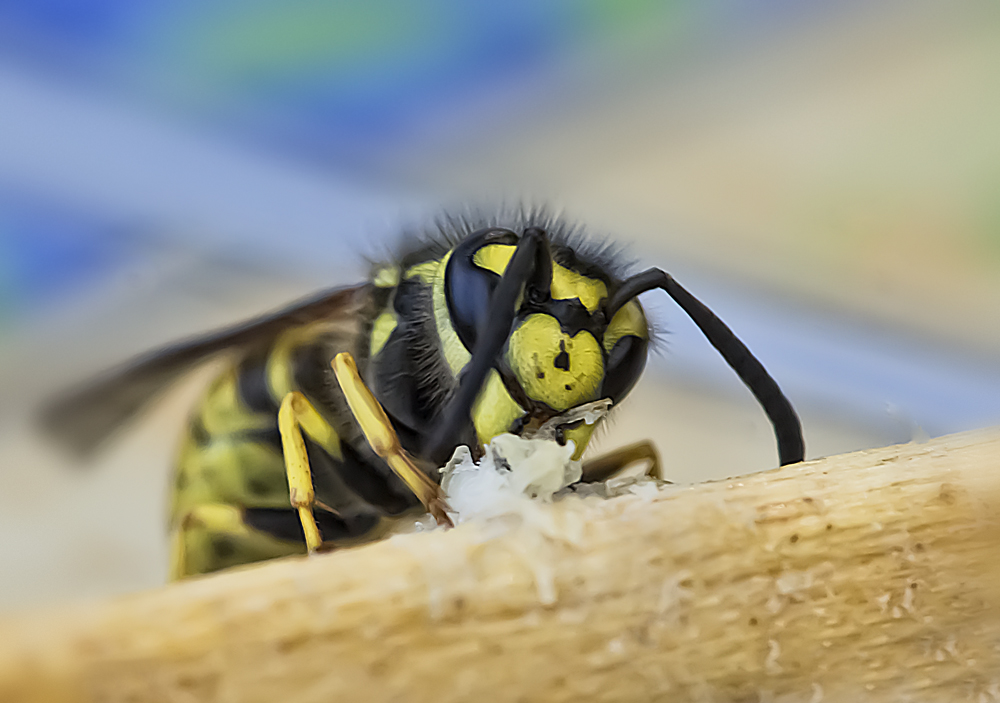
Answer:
[{"xmin": 1, "ymin": 0, "xmax": 999, "ymax": 608}]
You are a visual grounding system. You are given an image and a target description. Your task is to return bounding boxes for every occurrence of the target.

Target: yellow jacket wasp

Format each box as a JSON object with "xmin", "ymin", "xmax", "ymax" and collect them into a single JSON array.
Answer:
[{"xmin": 43, "ymin": 210, "xmax": 804, "ymax": 578}]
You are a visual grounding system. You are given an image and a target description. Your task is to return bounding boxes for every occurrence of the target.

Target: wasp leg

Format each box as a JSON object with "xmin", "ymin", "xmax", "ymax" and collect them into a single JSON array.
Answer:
[
  {"xmin": 332, "ymin": 352, "xmax": 453, "ymax": 527},
  {"xmin": 278, "ymin": 391, "xmax": 333, "ymax": 553},
  {"xmin": 580, "ymin": 440, "xmax": 665, "ymax": 484}
]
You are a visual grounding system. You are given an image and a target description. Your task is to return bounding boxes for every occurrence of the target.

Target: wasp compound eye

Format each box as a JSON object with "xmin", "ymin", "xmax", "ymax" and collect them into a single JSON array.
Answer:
[
  {"xmin": 445, "ymin": 228, "xmax": 518, "ymax": 352},
  {"xmin": 600, "ymin": 299, "xmax": 650, "ymax": 403},
  {"xmin": 602, "ymin": 334, "xmax": 648, "ymax": 403},
  {"xmin": 444, "ymin": 254, "xmax": 498, "ymax": 352}
]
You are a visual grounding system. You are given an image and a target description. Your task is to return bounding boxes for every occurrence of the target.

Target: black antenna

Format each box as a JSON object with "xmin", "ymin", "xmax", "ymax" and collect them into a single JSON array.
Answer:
[
  {"xmin": 424, "ymin": 228, "xmax": 545, "ymax": 464},
  {"xmin": 607, "ymin": 269, "xmax": 804, "ymax": 466}
]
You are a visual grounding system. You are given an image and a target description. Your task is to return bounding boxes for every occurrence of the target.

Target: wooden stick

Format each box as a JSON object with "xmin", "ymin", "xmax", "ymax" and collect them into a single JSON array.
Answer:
[{"xmin": 2, "ymin": 428, "xmax": 1000, "ymax": 703}]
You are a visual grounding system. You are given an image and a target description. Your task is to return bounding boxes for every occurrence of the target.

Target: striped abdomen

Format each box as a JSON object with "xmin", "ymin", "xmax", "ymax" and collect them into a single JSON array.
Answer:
[{"xmin": 168, "ymin": 319, "xmax": 419, "ymax": 578}]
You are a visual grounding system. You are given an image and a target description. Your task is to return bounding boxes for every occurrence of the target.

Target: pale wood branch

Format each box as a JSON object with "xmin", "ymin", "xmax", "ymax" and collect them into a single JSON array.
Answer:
[{"xmin": 2, "ymin": 429, "xmax": 1000, "ymax": 703}]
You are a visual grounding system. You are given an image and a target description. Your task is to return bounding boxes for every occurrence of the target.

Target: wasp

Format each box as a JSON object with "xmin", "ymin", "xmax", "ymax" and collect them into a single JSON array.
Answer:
[{"xmin": 42, "ymin": 210, "xmax": 804, "ymax": 579}]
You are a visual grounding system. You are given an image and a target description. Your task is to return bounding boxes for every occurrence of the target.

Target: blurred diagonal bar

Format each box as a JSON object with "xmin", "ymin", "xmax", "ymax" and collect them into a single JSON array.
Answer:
[
  {"xmin": 1, "ymin": 428, "xmax": 999, "ymax": 702},
  {"xmin": 0, "ymin": 65, "xmax": 427, "ymax": 273}
]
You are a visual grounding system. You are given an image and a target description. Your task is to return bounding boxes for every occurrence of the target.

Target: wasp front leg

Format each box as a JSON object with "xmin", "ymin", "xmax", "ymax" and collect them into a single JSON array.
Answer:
[
  {"xmin": 580, "ymin": 440, "xmax": 664, "ymax": 484},
  {"xmin": 278, "ymin": 391, "xmax": 332, "ymax": 553},
  {"xmin": 332, "ymin": 352, "xmax": 453, "ymax": 527}
]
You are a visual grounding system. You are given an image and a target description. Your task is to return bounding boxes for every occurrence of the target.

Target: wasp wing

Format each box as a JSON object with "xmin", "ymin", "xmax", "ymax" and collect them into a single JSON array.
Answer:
[{"xmin": 41, "ymin": 284, "xmax": 369, "ymax": 457}]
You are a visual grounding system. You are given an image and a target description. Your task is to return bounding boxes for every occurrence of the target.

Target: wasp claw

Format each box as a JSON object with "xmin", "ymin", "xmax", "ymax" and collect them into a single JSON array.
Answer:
[{"xmin": 429, "ymin": 498, "xmax": 455, "ymax": 528}]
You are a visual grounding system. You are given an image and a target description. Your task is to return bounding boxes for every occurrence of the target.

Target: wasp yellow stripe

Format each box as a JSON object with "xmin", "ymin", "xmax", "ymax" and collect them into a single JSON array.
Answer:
[
  {"xmin": 369, "ymin": 310, "xmax": 398, "ymax": 357},
  {"xmin": 474, "ymin": 243, "xmax": 608, "ymax": 312},
  {"xmin": 603, "ymin": 300, "xmax": 648, "ymax": 352},
  {"xmin": 472, "ymin": 369, "xmax": 524, "ymax": 446}
]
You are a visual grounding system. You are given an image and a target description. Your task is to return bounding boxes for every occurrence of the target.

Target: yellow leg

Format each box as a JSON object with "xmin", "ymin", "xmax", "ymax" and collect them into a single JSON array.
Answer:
[
  {"xmin": 278, "ymin": 392, "xmax": 325, "ymax": 553},
  {"xmin": 332, "ymin": 352, "xmax": 453, "ymax": 527},
  {"xmin": 580, "ymin": 440, "xmax": 665, "ymax": 484}
]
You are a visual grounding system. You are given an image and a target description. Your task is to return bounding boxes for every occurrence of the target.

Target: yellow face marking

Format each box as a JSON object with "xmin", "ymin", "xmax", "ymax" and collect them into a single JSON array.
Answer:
[
  {"xmin": 473, "ymin": 243, "xmax": 515, "ymax": 276},
  {"xmin": 507, "ymin": 314, "xmax": 603, "ymax": 412},
  {"xmin": 369, "ymin": 310, "xmax": 397, "ymax": 357},
  {"xmin": 472, "ymin": 369, "xmax": 525, "ymax": 446},
  {"xmin": 603, "ymin": 300, "xmax": 648, "ymax": 352},
  {"xmin": 550, "ymin": 265, "xmax": 607, "ymax": 313},
  {"xmin": 473, "ymin": 243, "xmax": 608, "ymax": 312},
  {"xmin": 373, "ymin": 266, "xmax": 400, "ymax": 288}
]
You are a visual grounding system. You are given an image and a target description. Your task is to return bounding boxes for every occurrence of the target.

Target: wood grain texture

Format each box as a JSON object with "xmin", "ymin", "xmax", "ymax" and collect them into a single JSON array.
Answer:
[{"xmin": 2, "ymin": 428, "xmax": 999, "ymax": 703}]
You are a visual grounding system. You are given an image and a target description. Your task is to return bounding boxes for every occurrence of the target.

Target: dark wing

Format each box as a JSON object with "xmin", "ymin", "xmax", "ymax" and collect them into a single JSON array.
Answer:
[{"xmin": 40, "ymin": 284, "xmax": 370, "ymax": 457}]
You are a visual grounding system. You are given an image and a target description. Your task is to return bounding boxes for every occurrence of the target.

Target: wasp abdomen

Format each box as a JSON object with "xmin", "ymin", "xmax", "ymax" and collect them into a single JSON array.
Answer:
[{"xmin": 168, "ymin": 329, "xmax": 402, "ymax": 578}]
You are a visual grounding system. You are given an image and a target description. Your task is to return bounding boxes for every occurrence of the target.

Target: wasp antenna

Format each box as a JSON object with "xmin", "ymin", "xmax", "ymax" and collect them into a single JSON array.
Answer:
[
  {"xmin": 608, "ymin": 269, "xmax": 805, "ymax": 466},
  {"xmin": 424, "ymin": 228, "xmax": 546, "ymax": 464}
]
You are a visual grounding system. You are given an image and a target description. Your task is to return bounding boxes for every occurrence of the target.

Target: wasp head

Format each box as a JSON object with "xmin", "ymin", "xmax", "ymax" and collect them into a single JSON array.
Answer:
[{"xmin": 442, "ymin": 227, "xmax": 649, "ymax": 458}]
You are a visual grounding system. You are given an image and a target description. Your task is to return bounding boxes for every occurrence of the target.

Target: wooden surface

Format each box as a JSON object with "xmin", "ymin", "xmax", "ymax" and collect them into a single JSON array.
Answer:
[{"xmin": 2, "ymin": 428, "xmax": 999, "ymax": 703}]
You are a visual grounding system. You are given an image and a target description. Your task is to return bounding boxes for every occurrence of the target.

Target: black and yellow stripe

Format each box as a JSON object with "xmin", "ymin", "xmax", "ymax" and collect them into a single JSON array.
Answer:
[{"xmin": 169, "ymin": 317, "xmax": 416, "ymax": 578}]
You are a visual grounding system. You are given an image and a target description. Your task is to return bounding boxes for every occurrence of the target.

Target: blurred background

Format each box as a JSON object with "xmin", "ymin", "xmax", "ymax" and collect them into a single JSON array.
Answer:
[{"xmin": 1, "ymin": 0, "xmax": 999, "ymax": 609}]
